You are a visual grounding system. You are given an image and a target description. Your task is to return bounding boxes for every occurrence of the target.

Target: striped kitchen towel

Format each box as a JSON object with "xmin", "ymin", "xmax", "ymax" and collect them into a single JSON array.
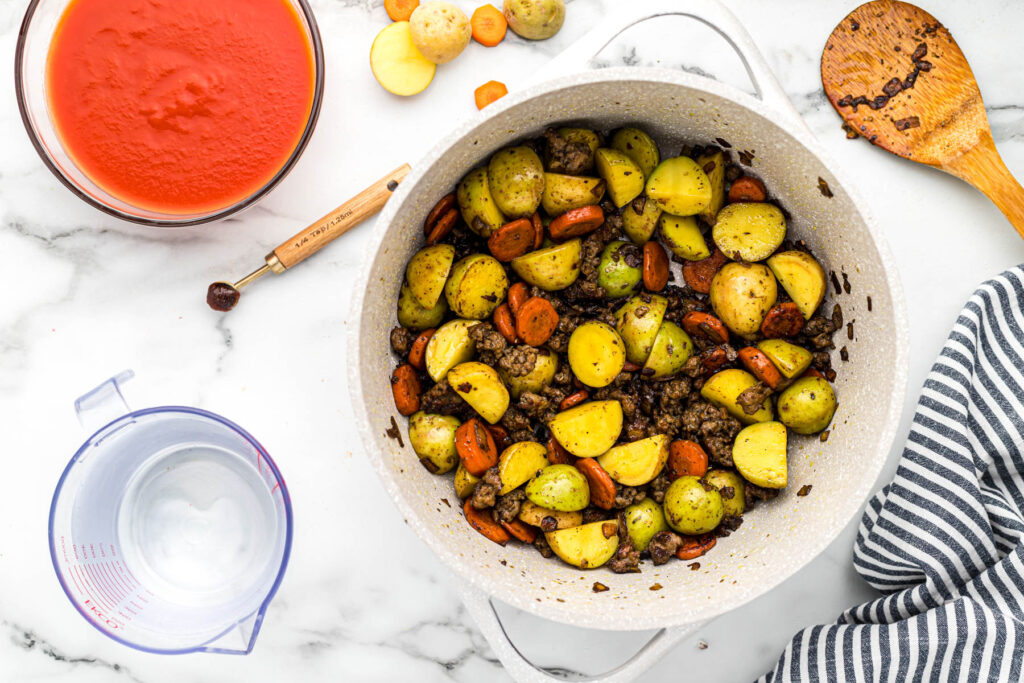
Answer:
[{"xmin": 763, "ymin": 267, "xmax": 1024, "ymax": 682}]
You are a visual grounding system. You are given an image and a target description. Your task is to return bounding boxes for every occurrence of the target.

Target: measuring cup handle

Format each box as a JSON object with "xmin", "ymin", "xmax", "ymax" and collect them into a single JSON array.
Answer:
[{"xmin": 74, "ymin": 370, "xmax": 135, "ymax": 433}]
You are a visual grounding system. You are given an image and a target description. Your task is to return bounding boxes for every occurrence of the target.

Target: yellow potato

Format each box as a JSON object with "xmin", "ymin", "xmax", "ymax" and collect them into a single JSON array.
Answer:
[
  {"xmin": 709, "ymin": 262, "xmax": 777, "ymax": 338},
  {"xmin": 409, "ymin": 2, "xmax": 471, "ymax": 65},
  {"xmin": 732, "ymin": 421, "xmax": 788, "ymax": 488},
  {"xmin": 406, "ymin": 244, "xmax": 455, "ymax": 309},
  {"xmin": 595, "ymin": 148, "xmax": 646, "ymax": 208},
  {"xmin": 700, "ymin": 368, "xmax": 773, "ymax": 424},
  {"xmin": 497, "ymin": 442, "xmax": 549, "ymax": 494},
  {"xmin": 397, "ymin": 280, "xmax": 448, "ymax": 330},
  {"xmin": 545, "ymin": 519, "xmax": 619, "ymax": 569},
  {"xmin": 696, "ymin": 150, "xmax": 726, "ymax": 224},
  {"xmin": 444, "ymin": 254, "xmax": 509, "ymax": 319},
  {"xmin": 457, "ymin": 167, "xmax": 505, "ymax": 237},
  {"xmin": 712, "ymin": 203, "xmax": 787, "ymax": 262},
  {"xmin": 757, "ymin": 339, "xmax": 813, "ymax": 379},
  {"xmin": 622, "ymin": 499, "xmax": 668, "ymax": 552},
  {"xmin": 767, "ymin": 251, "xmax": 827, "ymax": 320},
  {"xmin": 663, "ymin": 476, "xmax": 723, "ymax": 534},
  {"xmin": 645, "ymin": 156, "xmax": 712, "ymax": 216},
  {"xmin": 549, "ymin": 400, "xmax": 623, "ymax": 457},
  {"xmin": 525, "ymin": 464, "xmax": 590, "ymax": 511},
  {"xmin": 425, "ymin": 319, "xmax": 476, "ymax": 382},
  {"xmin": 488, "ymin": 146, "xmax": 546, "ymax": 218},
  {"xmin": 504, "ymin": 0, "xmax": 565, "ymax": 40},
  {"xmin": 408, "ymin": 412, "xmax": 460, "ymax": 474},
  {"xmin": 568, "ymin": 321, "xmax": 626, "ymax": 388},
  {"xmin": 642, "ymin": 321, "xmax": 693, "ymax": 378},
  {"xmin": 597, "ymin": 434, "xmax": 669, "ymax": 486},
  {"xmin": 454, "ymin": 462, "xmax": 480, "ymax": 499},
  {"xmin": 501, "ymin": 349, "xmax": 558, "ymax": 399},
  {"xmin": 614, "ymin": 294, "xmax": 668, "ymax": 364},
  {"xmin": 541, "ymin": 174, "xmax": 606, "ymax": 215},
  {"xmin": 777, "ymin": 376, "xmax": 836, "ymax": 435},
  {"xmin": 511, "ymin": 239, "xmax": 581, "ymax": 291},
  {"xmin": 557, "ymin": 127, "xmax": 600, "ymax": 157},
  {"xmin": 369, "ymin": 22, "xmax": 436, "ymax": 96},
  {"xmin": 518, "ymin": 500, "xmax": 582, "ymax": 529},
  {"xmin": 447, "ymin": 361, "xmax": 510, "ymax": 424},
  {"xmin": 703, "ymin": 469, "xmax": 746, "ymax": 517},
  {"xmin": 610, "ymin": 127, "xmax": 660, "ymax": 179},
  {"xmin": 621, "ymin": 197, "xmax": 663, "ymax": 244},
  {"xmin": 659, "ymin": 213, "xmax": 710, "ymax": 261}
]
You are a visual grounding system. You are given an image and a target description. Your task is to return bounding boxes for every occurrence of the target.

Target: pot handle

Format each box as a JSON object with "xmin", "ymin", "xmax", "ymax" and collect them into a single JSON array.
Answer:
[
  {"xmin": 532, "ymin": 0, "xmax": 806, "ymax": 131},
  {"xmin": 457, "ymin": 581, "xmax": 704, "ymax": 682}
]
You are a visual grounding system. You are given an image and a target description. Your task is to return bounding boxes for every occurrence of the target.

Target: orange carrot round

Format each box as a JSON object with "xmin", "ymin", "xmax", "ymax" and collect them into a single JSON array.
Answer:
[
  {"xmin": 508, "ymin": 282, "xmax": 530, "ymax": 315},
  {"xmin": 423, "ymin": 192, "xmax": 456, "ymax": 236},
  {"xmin": 575, "ymin": 458, "xmax": 617, "ymax": 510},
  {"xmin": 471, "ymin": 4, "xmax": 508, "ymax": 47},
  {"xmin": 530, "ymin": 212, "xmax": 544, "ymax": 249},
  {"xmin": 559, "ymin": 390, "xmax": 589, "ymax": 411},
  {"xmin": 488, "ymin": 424, "xmax": 510, "ymax": 451},
  {"xmin": 390, "ymin": 364, "xmax": 421, "ymax": 416},
  {"xmin": 681, "ymin": 249, "xmax": 727, "ymax": 294},
  {"xmin": 425, "ymin": 208, "xmax": 458, "ymax": 246},
  {"xmin": 738, "ymin": 347, "xmax": 784, "ymax": 389},
  {"xmin": 384, "ymin": 0, "xmax": 419, "ymax": 22},
  {"xmin": 548, "ymin": 205, "xmax": 604, "ymax": 240},
  {"xmin": 546, "ymin": 435, "xmax": 574, "ymax": 465},
  {"xmin": 728, "ymin": 176, "xmax": 767, "ymax": 203},
  {"xmin": 761, "ymin": 302, "xmax": 805, "ymax": 338},
  {"xmin": 455, "ymin": 418, "xmax": 499, "ymax": 476},
  {"xmin": 682, "ymin": 311, "xmax": 730, "ymax": 345},
  {"xmin": 487, "ymin": 218, "xmax": 534, "ymax": 261},
  {"xmin": 675, "ymin": 533, "xmax": 716, "ymax": 560},
  {"xmin": 464, "ymin": 500, "xmax": 511, "ymax": 545},
  {"xmin": 492, "ymin": 304, "xmax": 518, "ymax": 344},
  {"xmin": 500, "ymin": 518, "xmax": 537, "ymax": 543},
  {"xmin": 475, "ymin": 80, "xmax": 508, "ymax": 110},
  {"xmin": 515, "ymin": 296, "xmax": 559, "ymax": 346},
  {"xmin": 642, "ymin": 241, "xmax": 670, "ymax": 291},
  {"xmin": 407, "ymin": 329, "xmax": 434, "ymax": 370},
  {"xmin": 666, "ymin": 440, "xmax": 709, "ymax": 480},
  {"xmin": 701, "ymin": 346, "xmax": 731, "ymax": 375}
]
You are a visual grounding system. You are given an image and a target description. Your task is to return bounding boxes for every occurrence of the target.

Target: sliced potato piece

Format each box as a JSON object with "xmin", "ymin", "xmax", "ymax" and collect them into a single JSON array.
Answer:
[
  {"xmin": 425, "ymin": 319, "xmax": 477, "ymax": 382},
  {"xmin": 659, "ymin": 214, "xmax": 710, "ymax": 261},
  {"xmin": 454, "ymin": 462, "xmax": 481, "ymax": 499},
  {"xmin": 595, "ymin": 148, "xmax": 645, "ymax": 208},
  {"xmin": 549, "ymin": 400, "xmax": 623, "ymax": 457},
  {"xmin": 497, "ymin": 442, "xmax": 549, "ymax": 494},
  {"xmin": 557, "ymin": 127, "xmax": 600, "ymax": 156},
  {"xmin": 777, "ymin": 376, "xmax": 836, "ymax": 435},
  {"xmin": 645, "ymin": 156, "xmax": 712, "ymax": 216},
  {"xmin": 525, "ymin": 464, "xmax": 590, "ymax": 511},
  {"xmin": 518, "ymin": 500, "xmax": 582, "ymax": 529},
  {"xmin": 767, "ymin": 251, "xmax": 827, "ymax": 320},
  {"xmin": 545, "ymin": 519, "xmax": 620, "ymax": 569},
  {"xmin": 757, "ymin": 339, "xmax": 813, "ymax": 379},
  {"xmin": 642, "ymin": 321, "xmax": 693, "ymax": 378},
  {"xmin": 709, "ymin": 262, "xmax": 777, "ymax": 338},
  {"xmin": 610, "ymin": 127, "xmax": 660, "ymax": 179},
  {"xmin": 614, "ymin": 294, "xmax": 668, "ymax": 365},
  {"xmin": 397, "ymin": 280, "xmax": 448, "ymax": 330},
  {"xmin": 622, "ymin": 498, "xmax": 669, "ymax": 552},
  {"xmin": 501, "ymin": 349, "xmax": 558, "ymax": 398},
  {"xmin": 597, "ymin": 241, "xmax": 642, "ymax": 299},
  {"xmin": 712, "ymin": 203, "xmax": 787, "ymax": 262},
  {"xmin": 568, "ymin": 321, "xmax": 626, "ymax": 388},
  {"xmin": 457, "ymin": 167, "xmax": 505, "ymax": 237},
  {"xmin": 511, "ymin": 239, "xmax": 581, "ymax": 291},
  {"xmin": 696, "ymin": 150, "xmax": 726, "ymax": 224},
  {"xmin": 488, "ymin": 146, "xmax": 546, "ymax": 218},
  {"xmin": 700, "ymin": 368, "xmax": 773, "ymax": 424},
  {"xmin": 542, "ymin": 174, "xmax": 606, "ymax": 215},
  {"xmin": 369, "ymin": 22, "xmax": 436, "ymax": 96},
  {"xmin": 732, "ymin": 421, "xmax": 788, "ymax": 488},
  {"xmin": 703, "ymin": 469, "xmax": 746, "ymax": 516},
  {"xmin": 447, "ymin": 361, "xmax": 510, "ymax": 424},
  {"xmin": 406, "ymin": 244, "xmax": 455, "ymax": 308},
  {"xmin": 621, "ymin": 197, "xmax": 663, "ymax": 244},
  {"xmin": 597, "ymin": 434, "xmax": 669, "ymax": 486},
  {"xmin": 444, "ymin": 254, "xmax": 509, "ymax": 319},
  {"xmin": 408, "ymin": 412, "xmax": 460, "ymax": 474}
]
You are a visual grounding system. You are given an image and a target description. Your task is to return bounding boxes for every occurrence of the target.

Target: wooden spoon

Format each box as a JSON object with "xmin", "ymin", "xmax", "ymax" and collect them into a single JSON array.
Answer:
[{"xmin": 821, "ymin": 0, "xmax": 1024, "ymax": 239}]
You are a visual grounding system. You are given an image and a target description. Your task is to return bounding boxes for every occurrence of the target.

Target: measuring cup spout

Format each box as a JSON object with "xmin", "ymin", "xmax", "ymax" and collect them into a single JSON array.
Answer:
[{"xmin": 200, "ymin": 609, "xmax": 267, "ymax": 655}]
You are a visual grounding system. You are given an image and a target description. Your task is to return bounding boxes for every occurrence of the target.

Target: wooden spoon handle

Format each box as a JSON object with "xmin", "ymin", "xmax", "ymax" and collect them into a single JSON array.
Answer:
[
  {"xmin": 269, "ymin": 164, "xmax": 411, "ymax": 270},
  {"xmin": 944, "ymin": 133, "xmax": 1024, "ymax": 241}
]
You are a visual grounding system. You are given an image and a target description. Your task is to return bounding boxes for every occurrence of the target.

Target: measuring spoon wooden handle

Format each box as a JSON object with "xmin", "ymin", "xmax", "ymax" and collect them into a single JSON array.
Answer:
[
  {"xmin": 268, "ymin": 164, "xmax": 411, "ymax": 270},
  {"xmin": 943, "ymin": 133, "xmax": 1024, "ymax": 241}
]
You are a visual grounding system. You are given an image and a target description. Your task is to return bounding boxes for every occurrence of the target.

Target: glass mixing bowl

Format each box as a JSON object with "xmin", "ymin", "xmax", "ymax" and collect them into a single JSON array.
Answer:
[{"xmin": 15, "ymin": 0, "xmax": 325, "ymax": 227}]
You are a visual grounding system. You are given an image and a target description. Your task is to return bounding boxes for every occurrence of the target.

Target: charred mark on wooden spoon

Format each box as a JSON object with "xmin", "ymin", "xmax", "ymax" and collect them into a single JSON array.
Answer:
[{"xmin": 836, "ymin": 40, "xmax": 934, "ymax": 113}]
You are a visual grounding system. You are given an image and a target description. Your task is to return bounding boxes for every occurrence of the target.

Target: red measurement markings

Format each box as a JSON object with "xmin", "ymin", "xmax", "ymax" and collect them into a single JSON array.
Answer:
[
  {"xmin": 74, "ymin": 565, "xmax": 114, "ymax": 613},
  {"xmin": 106, "ymin": 561, "xmax": 133, "ymax": 595},
  {"xmin": 85, "ymin": 563, "xmax": 121, "ymax": 605},
  {"xmin": 99, "ymin": 564, "xmax": 128, "ymax": 598},
  {"xmin": 119, "ymin": 562, "xmax": 154, "ymax": 597},
  {"xmin": 271, "ymin": 482, "xmax": 281, "ymax": 494}
]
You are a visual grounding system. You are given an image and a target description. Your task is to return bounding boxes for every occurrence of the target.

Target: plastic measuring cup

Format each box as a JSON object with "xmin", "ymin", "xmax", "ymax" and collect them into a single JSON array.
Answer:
[{"xmin": 48, "ymin": 371, "xmax": 292, "ymax": 654}]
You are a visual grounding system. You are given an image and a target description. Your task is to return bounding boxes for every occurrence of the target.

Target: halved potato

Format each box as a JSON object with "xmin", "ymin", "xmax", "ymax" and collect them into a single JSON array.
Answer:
[
  {"xmin": 695, "ymin": 150, "xmax": 726, "ymax": 224},
  {"xmin": 457, "ymin": 167, "xmax": 505, "ymax": 237},
  {"xmin": 549, "ymin": 400, "xmax": 623, "ymax": 457},
  {"xmin": 545, "ymin": 519, "xmax": 620, "ymax": 569},
  {"xmin": 597, "ymin": 434, "xmax": 669, "ymax": 486},
  {"xmin": 501, "ymin": 349, "xmax": 558, "ymax": 398},
  {"xmin": 659, "ymin": 214, "xmax": 710, "ymax": 261},
  {"xmin": 454, "ymin": 462, "xmax": 481, "ymax": 499},
  {"xmin": 595, "ymin": 148, "xmax": 645, "ymax": 207},
  {"xmin": 408, "ymin": 412, "xmax": 460, "ymax": 474},
  {"xmin": 406, "ymin": 244, "xmax": 455, "ymax": 308},
  {"xmin": 614, "ymin": 294, "xmax": 668, "ymax": 364},
  {"xmin": 642, "ymin": 321, "xmax": 693, "ymax": 378},
  {"xmin": 488, "ymin": 146, "xmax": 546, "ymax": 218},
  {"xmin": 732, "ymin": 421, "xmax": 787, "ymax": 488},
  {"xmin": 622, "ymin": 499, "xmax": 668, "ymax": 552},
  {"xmin": 497, "ymin": 441, "xmax": 549, "ymax": 494},
  {"xmin": 610, "ymin": 127, "xmax": 660, "ymax": 179},
  {"xmin": 557, "ymin": 127, "xmax": 600, "ymax": 157},
  {"xmin": 511, "ymin": 239, "xmax": 581, "ymax": 291},
  {"xmin": 597, "ymin": 241, "xmax": 642, "ymax": 299},
  {"xmin": 568, "ymin": 321, "xmax": 626, "ymax": 388},
  {"xmin": 709, "ymin": 262, "xmax": 777, "ymax": 338},
  {"xmin": 645, "ymin": 156, "xmax": 712, "ymax": 216},
  {"xmin": 712, "ymin": 203, "xmax": 787, "ymax": 262},
  {"xmin": 757, "ymin": 339, "xmax": 813, "ymax": 379},
  {"xmin": 777, "ymin": 376, "xmax": 836, "ymax": 435},
  {"xmin": 369, "ymin": 22, "xmax": 436, "ymax": 96},
  {"xmin": 397, "ymin": 280, "xmax": 448, "ymax": 330},
  {"xmin": 447, "ymin": 361, "xmax": 509, "ymax": 424},
  {"xmin": 621, "ymin": 197, "xmax": 663, "ymax": 244},
  {"xmin": 425, "ymin": 319, "xmax": 477, "ymax": 382},
  {"xmin": 703, "ymin": 469, "xmax": 746, "ymax": 516},
  {"xmin": 542, "ymin": 174, "xmax": 606, "ymax": 215},
  {"xmin": 700, "ymin": 368, "xmax": 773, "ymax": 424},
  {"xmin": 518, "ymin": 500, "xmax": 582, "ymax": 529},
  {"xmin": 767, "ymin": 251, "xmax": 827, "ymax": 320},
  {"xmin": 444, "ymin": 254, "xmax": 509, "ymax": 319},
  {"xmin": 525, "ymin": 464, "xmax": 590, "ymax": 511}
]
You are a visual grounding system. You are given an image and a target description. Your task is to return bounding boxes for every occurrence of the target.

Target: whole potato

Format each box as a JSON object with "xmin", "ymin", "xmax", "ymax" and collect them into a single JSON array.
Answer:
[
  {"xmin": 526, "ymin": 464, "xmax": 590, "ymax": 512},
  {"xmin": 488, "ymin": 146, "xmax": 546, "ymax": 218},
  {"xmin": 709, "ymin": 262, "xmax": 777, "ymax": 338},
  {"xmin": 409, "ymin": 2, "xmax": 471, "ymax": 65},
  {"xmin": 397, "ymin": 280, "xmax": 447, "ymax": 330},
  {"xmin": 622, "ymin": 498, "xmax": 669, "ymax": 552},
  {"xmin": 408, "ymin": 412, "xmax": 460, "ymax": 474},
  {"xmin": 597, "ymin": 241, "xmax": 642, "ymax": 298},
  {"xmin": 777, "ymin": 376, "xmax": 836, "ymax": 434},
  {"xmin": 568, "ymin": 321, "xmax": 626, "ymax": 388},
  {"xmin": 503, "ymin": 0, "xmax": 565, "ymax": 40},
  {"xmin": 663, "ymin": 475, "xmax": 724, "ymax": 535},
  {"xmin": 444, "ymin": 254, "xmax": 509, "ymax": 319},
  {"xmin": 703, "ymin": 469, "xmax": 746, "ymax": 517}
]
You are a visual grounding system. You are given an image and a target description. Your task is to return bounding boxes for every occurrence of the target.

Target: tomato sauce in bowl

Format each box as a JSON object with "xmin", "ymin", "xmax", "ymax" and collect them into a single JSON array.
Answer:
[{"xmin": 44, "ymin": 0, "xmax": 319, "ymax": 218}]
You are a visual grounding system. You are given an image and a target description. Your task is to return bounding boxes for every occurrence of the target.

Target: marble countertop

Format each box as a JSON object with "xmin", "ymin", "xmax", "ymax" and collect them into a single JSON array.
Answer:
[{"xmin": 3, "ymin": 0, "xmax": 1024, "ymax": 680}]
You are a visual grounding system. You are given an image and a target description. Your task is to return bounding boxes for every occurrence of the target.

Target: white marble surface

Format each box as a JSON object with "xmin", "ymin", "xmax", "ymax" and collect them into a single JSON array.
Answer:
[{"xmin": 2, "ymin": 0, "xmax": 1024, "ymax": 680}]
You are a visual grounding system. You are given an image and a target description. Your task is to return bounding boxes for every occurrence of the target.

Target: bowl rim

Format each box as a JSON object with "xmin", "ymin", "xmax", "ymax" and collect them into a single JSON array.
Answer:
[
  {"xmin": 348, "ymin": 66, "xmax": 910, "ymax": 630},
  {"xmin": 14, "ymin": 0, "xmax": 326, "ymax": 228}
]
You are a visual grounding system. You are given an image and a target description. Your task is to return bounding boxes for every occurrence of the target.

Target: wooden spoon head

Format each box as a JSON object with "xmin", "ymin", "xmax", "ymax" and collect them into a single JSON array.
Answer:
[{"xmin": 821, "ymin": 0, "xmax": 989, "ymax": 168}]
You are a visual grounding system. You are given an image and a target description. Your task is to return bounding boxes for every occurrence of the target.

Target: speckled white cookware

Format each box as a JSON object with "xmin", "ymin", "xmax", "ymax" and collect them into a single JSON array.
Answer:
[{"xmin": 349, "ymin": 2, "xmax": 909, "ymax": 680}]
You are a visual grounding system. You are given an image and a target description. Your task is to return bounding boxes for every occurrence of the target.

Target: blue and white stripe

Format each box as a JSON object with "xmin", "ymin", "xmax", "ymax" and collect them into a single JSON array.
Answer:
[{"xmin": 763, "ymin": 267, "xmax": 1024, "ymax": 682}]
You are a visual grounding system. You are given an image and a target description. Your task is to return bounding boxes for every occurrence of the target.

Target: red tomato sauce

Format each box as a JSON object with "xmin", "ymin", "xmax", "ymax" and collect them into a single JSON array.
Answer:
[{"xmin": 46, "ymin": 0, "xmax": 316, "ymax": 215}]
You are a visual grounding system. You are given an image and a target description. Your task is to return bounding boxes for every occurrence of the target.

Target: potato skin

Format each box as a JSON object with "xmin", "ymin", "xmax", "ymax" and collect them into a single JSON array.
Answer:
[
  {"xmin": 609, "ymin": 127, "xmax": 660, "ymax": 179},
  {"xmin": 425, "ymin": 318, "xmax": 477, "ymax": 382},
  {"xmin": 457, "ymin": 167, "xmax": 505, "ymax": 237},
  {"xmin": 703, "ymin": 469, "xmax": 746, "ymax": 517},
  {"xmin": 500, "ymin": 348, "xmax": 558, "ymax": 398},
  {"xmin": 511, "ymin": 239, "xmax": 581, "ymax": 291},
  {"xmin": 695, "ymin": 149, "xmax": 725, "ymax": 224},
  {"xmin": 712, "ymin": 203, "xmax": 787, "ymax": 262},
  {"xmin": 406, "ymin": 244, "xmax": 455, "ymax": 308},
  {"xmin": 621, "ymin": 198, "xmax": 663, "ymax": 244},
  {"xmin": 614, "ymin": 294, "xmax": 668, "ymax": 364},
  {"xmin": 568, "ymin": 321, "xmax": 626, "ymax": 388},
  {"xmin": 659, "ymin": 213, "xmax": 710, "ymax": 261},
  {"xmin": 700, "ymin": 368, "xmax": 773, "ymax": 424},
  {"xmin": 541, "ymin": 173, "xmax": 605, "ymax": 215},
  {"xmin": 409, "ymin": 2, "xmax": 471, "ymax": 64},
  {"xmin": 622, "ymin": 499, "xmax": 668, "ymax": 552},
  {"xmin": 397, "ymin": 280, "xmax": 448, "ymax": 330},
  {"xmin": 408, "ymin": 411, "xmax": 461, "ymax": 474},
  {"xmin": 597, "ymin": 241, "xmax": 642, "ymax": 298},
  {"xmin": 518, "ymin": 500, "xmax": 582, "ymax": 529},
  {"xmin": 642, "ymin": 321, "xmax": 693, "ymax": 378},
  {"xmin": 444, "ymin": 254, "xmax": 509, "ymax": 319},
  {"xmin": 777, "ymin": 377, "xmax": 836, "ymax": 434},
  {"xmin": 525, "ymin": 464, "xmax": 590, "ymax": 511},
  {"xmin": 709, "ymin": 262, "xmax": 777, "ymax": 338},
  {"xmin": 488, "ymin": 146, "xmax": 546, "ymax": 218},
  {"xmin": 503, "ymin": 0, "xmax": 565, "ymax": 40},
  {"xmin": 663, "ymin": 475, "xmax": 724, "ymax": 535},
  {"xmin": 454, "ymin": 462, "xmax": 481, "ymax": 499}
]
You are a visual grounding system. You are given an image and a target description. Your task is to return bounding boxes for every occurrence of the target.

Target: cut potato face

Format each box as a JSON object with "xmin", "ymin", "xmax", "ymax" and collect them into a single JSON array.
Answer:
[
  {"xmin": 425, "ymin": 319, "xmax": 477, "ymax": 382},
  {"xmin": 549, "ymin": 400, "xmax": 623, "ymax": 457},
  {"xmin": 501, "ymin": 349, "xmax": 558, "ymax": 398},
  {"xmin": 406, "ymin": 244, "xmax": 455, "ymax": 308},
  {"xmin": 597, "ymin": 434, "xmax": 669, "ymax": 486},
  {"xmin": 732, "ymin": 421, "xmax": 788, "ymax": 488},
  {"xmin": 447, "ymin": 361, "xmax": 510, "ymax": 424},
  {"xmin": 642, "ymin": 321, "xmax": 693, "ymax": 378},
  {"xmin": 518, "ymin": 500, "xmax": 582, "ymax": 530},
  {"xmin": 610, "ymin": 127, "xmax": 660, "ymax": 179},
  {"xmin": 454, "ymin": 462, "xmax": 480, "ymax": 499},
  {"xmin": 695, "ymin": 150, "xmax": 725, "ymax": 224},
  {"xmin": 542, "ymin": 174, "xmax": 605, "ymax": 215},
  {"xmin": 645, "ymin": 156, "xmax": 712, "ymax": 216},
  {"xmin": 767, "ymin": 251, "xmax": 827, "ymax": 320},
  {"xmin": 488, "ymin": 146, "xmax": 546, "ymax": 218},
  {"xmin": 703, "ymin": 469, "xmax": 746, "ymax": 516},
  {"xmin": 757, "ymin": 339, "xmax": 813, "ymax": 379},
  {"xmin": 709, "ymin": 262, "xmax": 777, "ymax": 338},
  {"xmin": 623, "ymin": 499, "xmax": 668, "ymax": 552},
  {"xmin": 659, "ymin": 213, "xmax": 710, "ymax": 261},
  {"xmin": 370, "ymin": 22, "xmax": 436, "ymax": 96},
  {"xmin": 614, "ymin": 294, "xmax": 668, "ymax": 364},
  {"xmin": 595, "ymin": 148, "xmax": 646, "ymax": 207},
  {"xmin": 777, "ymin": 376, "xmax": 836, "ymax": 435},
  {"xmin": 621, "ymin": 197, "xmax": 663, "ymax": 244},
  {"xmin": 511, "ymin": 238, "xmax": 581, "ymax": 291},
  {"xmin": 568, "ymin": 321, "xmax": 626, "ymax": 388},
  {"xmin": 408, "ymin": 412, "xmax": 461, "ymax": 474},
  {"xmin": 457, "ymin": 167, "xmax": 505, "ymax": 237},
  {"xmin": 700, "ymin": 368, "xmax": 773, "ymax": 424},
  {"xmin": 545, "ymin": 519, "xmax": 620, "ymax": 569},
  {"xmin": 444, "ymin": 254, "xmax": 509, "ymax": 319},
  {"xmin": 712, "ymin": 203, "xmax": 787, "ymax": 262},
  {"xmin": 525, "ymin": 464, "xmax": 590, "ymax": 511},
  {"xmin": 397, "ymin": 280, "xmax": 448, "ymax": 330},
  {"xmin": 498, "ymin": 442, "xmax": 549, "ymax": 494}
]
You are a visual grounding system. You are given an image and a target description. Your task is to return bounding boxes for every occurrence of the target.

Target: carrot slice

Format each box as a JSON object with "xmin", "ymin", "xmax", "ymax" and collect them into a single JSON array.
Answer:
[
  {"xmin": 675, "ymin": 534, "xmax": 716, "ymax": 560},
  {"xmin": 642, "ymin": 241, "xmax": 669, "ymax": 291},
  {"xmin": 464, "ymin": 500, "xmax": 511, "ymax": 545},
  {"xmin": 548, "ymin": 205, "xmax": 604, "ymax": 240},
  {"xmin": 501, "ymin": 518, "xmax": 537, "ymax": 543},
  {"xmin": 802, "ymin": 367, "xmax": 826, "ymax": 380},
  {"xmin": 530, "ymin": 212, "xmax": 544, "ymax": 249},
  {"xmin": 666, "ymin": 440, "xmax": 709, "ymax": 480},
  {"xmin": 390, "ymin": 364, "xmax": 421, "ymax": 416},
  {"xmin": 682, "ymin": 311, "xmax": 730, "ymax": 345},
  {"xmin": 475, "ymin": 80, "xmax": 508, "ymax": 110},
  {"xmin": 728, "ymin": 176, "xmax": 767, "ymax": 203},
  {"xmin": 407, "ymin": 329, "xmax": 434, "ymax": 370},
  {"xmin": 760, "ymin": 302, "xmax": 805, "ymax": 338},
  {"xmin": 681, "ymin": 249, "xmax": 728, "ymax": 294},
  {"xmin": 426, "ymin": 208, "xmax": 458, "ymax": 246},
  {"xmin": 488, "ymin": 424, "xmax": 510, "ymax": 451},
  {"xmin": 384, "ymin": 0, "xmax": 419, "ymax": 21},
  {"xmin": 738, "ymin": 347, "xmax": 783, "ymax": 389},
  {"xmin": 559, "ymin": 390, "xmax": 589, "ymax": 411},
  {"xmin": 575, "ymin": 458, "xmax": 617, "ymax": 510},
  {"xmin": 424, "ymin": 192, "xmax": 456, "ymax": 236},
  {"xmin": 492, "ymin": 304, "xmax": 518, "ymax": 344},
  {"xmin": 455, "ymin": 417, "xmax": 499, "ymax": 476},
  {"xmin": 701, "ymin": 346, "xmax": 731, "ymax": 375},
  {"xmin": 546, "ymin": 435, "xmax": 574, "ymax": 465},
  {"xmin": 623, "ymin": 360, "xmax": 642, "ymax": 372},
  {"xmin": 515, "ymin": 297, "xmax": 559, "ymax": 346},
  {"xmin": 471, "ymin": 4, "xmax": 507, "ymax": 47},
  {"xmin": 508, "ymin": 282, "xmax": 530, "ymax": 315},
  {"xmin": 487, "ymin": 218, "xmax": 534, "ymax": 261}
]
